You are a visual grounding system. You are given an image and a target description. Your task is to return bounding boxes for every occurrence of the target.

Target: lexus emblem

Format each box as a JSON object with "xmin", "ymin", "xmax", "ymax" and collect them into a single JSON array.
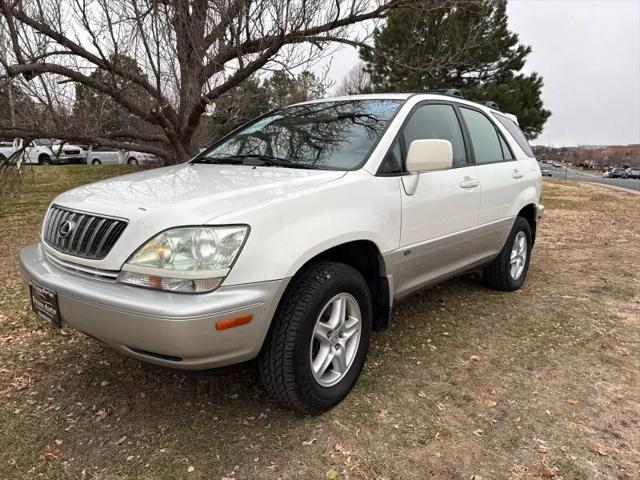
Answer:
[{"xmin": 58, "ymin": 220, "xmax": 76, "ymax": 238}]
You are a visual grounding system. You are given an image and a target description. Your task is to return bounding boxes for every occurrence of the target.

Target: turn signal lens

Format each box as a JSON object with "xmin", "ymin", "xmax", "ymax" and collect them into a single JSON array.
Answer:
[
  {"xmin": 215, "ymin": 314, "xmax": 253, "ymax": 331},
  {"xmin": 118, "ymin": 271, "xmax": 222, "ymax": 293}
]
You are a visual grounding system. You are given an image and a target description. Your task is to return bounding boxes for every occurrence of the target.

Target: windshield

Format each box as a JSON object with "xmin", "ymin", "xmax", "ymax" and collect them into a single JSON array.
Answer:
[
  {"xmin": 196, "ymin": 99, "xmax": 403, "ymax": 170},
  {"xmin": 33, "ymin": 139, "xmax": 54, "ymax": 146}
]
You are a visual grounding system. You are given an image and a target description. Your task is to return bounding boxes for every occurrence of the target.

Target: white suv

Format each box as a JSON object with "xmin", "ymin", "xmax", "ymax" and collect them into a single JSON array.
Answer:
[{"xmin": 20, "ymin": 93, "xmax": 543, "ymax": 413}]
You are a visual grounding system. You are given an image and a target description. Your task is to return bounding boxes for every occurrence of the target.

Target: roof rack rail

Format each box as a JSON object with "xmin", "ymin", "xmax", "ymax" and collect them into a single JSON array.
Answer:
[
  {"xmin": 406, "ymin": 90, "xmax": 501, "ymax": 110},
  {"xmin": 427, "ymin": 88, "xmax": 464, "ymax": 98},
  {"xmin": 407, "ymin": 88, "xmax": 464, "ymax": 98},
  {"xmin": 477, "ymin": 100, "xmax": 500, "ymax": 110}
]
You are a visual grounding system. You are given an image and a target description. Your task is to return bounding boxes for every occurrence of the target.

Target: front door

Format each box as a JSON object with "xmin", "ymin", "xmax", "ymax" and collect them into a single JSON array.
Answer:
[{"xmin": 391, "ymin": 103, "xmax": 482, "ymax": 297}]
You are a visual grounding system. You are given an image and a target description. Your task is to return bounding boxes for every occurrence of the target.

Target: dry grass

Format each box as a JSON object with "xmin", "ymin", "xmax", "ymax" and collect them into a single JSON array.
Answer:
[{"xmin": 1, "ymin": 171, "xmax": 639, "ymax": 480}]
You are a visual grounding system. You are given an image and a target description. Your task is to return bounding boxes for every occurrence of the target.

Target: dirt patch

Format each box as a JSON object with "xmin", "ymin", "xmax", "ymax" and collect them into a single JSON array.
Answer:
[{"xmin": 1, "ymin": 172, "xmax": 638, "ymax": 479}]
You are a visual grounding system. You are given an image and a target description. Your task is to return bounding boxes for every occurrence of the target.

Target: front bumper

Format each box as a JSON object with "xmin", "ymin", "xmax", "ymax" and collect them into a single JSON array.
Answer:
[{"xmin": 20, "ymin": 243, "xmax": 288, "ymax": 369}]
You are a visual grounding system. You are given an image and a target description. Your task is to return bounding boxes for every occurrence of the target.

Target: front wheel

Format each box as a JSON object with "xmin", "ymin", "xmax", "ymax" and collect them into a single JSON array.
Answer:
[
  {"xmin": 483, "ymin": 216, "xmax": 532, "ymax": 291},
  {"xmin": 259, "ymin": 261, "xmax": 372, "ymax": 414},
  {"xmin": 91, "ymin": 158, "xmax": 101, "ymax": 165},
  {"xmin": 39, "ymin": 155, "xmax": 52, "ymax": 165},
  {"xmin": 127, "ymin": 157, "xmax": 138, "ymax": 165}
]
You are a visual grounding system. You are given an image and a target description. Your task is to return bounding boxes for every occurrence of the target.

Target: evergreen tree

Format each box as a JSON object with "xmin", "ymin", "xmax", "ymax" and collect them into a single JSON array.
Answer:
[
  {"xmin": 361, "ymin": 0, "xmax": 550, "ymax": 138},
  {"xmin": 201, "ymin": 70, "xmax": 327, "ymax": 145},
  {"xmin": 73, "ymin": 54, "xmax": 153, "ymax": 135}
]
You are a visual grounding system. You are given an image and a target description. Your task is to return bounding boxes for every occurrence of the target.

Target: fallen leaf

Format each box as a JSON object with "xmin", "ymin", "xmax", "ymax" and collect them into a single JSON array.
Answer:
[
  {"xmin": 54, "ymin": 439, "xmax": 63, "ymax": 446},
  {"xmin": 470, "ymin": 355, "xmax": 481, "ymax": 362},
  {"xmin": 187, "ymin": 466, "xmax": 195, "ymax": 473},
  {"xmin": 596, "ymin": 448, "xmax": 608, "ymax": 456},
  {"xmin": 302, "ymin": 438, "xmax": 316, "ymax": 446},
  {"xmin": 100, "ymin": 380, "xmax": 109, "ymax": 387},
  {"xmin": 472, "ymin": 429, "xmax": 483, "ymax": 437},
  {"xmin": 325, "ymin": 467, "xmax": 338, "ymax": 479},
  {"xmin": 417, "ymin": 391, "xmax": 427, "ymax": 398},
  {"xmin": 43, "ymin": 446, "xmax": 60, "ymax": 461},
  {"xmin": 95, "ymin": 409, "xmax": 108, "ymax": 423},
  {"xmin": 484, "ymin": 400, "xmax": 497, "ymax": 408},
  {"xmin": 114, "ymin": 436, "xmax": 127, "ymax": 446},
  {"xmin": 536, "ymin": 445, "xmax": 548, "ymax": 453},
  {"xmin": 541, "ymin": 466, "xmax": 556, "ymax": 478},
  {"xmin": 566, "ymin": 398, "xmax": 579, "ymax": 405}
]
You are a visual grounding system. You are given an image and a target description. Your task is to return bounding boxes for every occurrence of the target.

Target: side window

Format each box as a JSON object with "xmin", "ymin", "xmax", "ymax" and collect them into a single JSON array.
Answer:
[
  {"xmin": 460, "ymin": 108, "xmax": 505, "ymax": 164},
  {"xmin": 402, "ymin": 104, "xmax": 467, "ymax": 168}
]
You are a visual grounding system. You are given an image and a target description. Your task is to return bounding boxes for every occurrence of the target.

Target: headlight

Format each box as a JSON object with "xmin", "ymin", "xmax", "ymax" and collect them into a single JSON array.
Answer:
[{"xmin": 118, "ymin": 225, "xmax": 249, "ymax": 293}]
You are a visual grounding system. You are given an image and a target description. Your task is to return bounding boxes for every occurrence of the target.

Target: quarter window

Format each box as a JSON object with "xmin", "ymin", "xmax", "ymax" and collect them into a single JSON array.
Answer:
[
  {"xmin": 493, "ymin": 112, "xmax": 535, "ymax": 157},
  {"xmin": 379, "ymin": 140, "xmax": 403, "ymax": 174},
  {"xmin": 460, "ymin": 108, "xmax": 505, "ymax": 164},
  {"xmin": 402, "ymin": 104, "xmax": 467, "ymax": 168}
]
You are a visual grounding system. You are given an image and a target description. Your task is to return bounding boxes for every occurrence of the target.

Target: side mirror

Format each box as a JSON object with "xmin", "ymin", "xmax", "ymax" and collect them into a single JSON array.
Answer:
[{"xmin": 406, "ymin": 139, "xmax": 453, "ymax": 173}]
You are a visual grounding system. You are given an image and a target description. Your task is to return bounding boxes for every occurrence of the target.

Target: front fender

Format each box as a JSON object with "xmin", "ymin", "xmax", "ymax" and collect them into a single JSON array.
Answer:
[{"xmin": 220, "ymin": 171, "xmax": 402, "ymax": 286}]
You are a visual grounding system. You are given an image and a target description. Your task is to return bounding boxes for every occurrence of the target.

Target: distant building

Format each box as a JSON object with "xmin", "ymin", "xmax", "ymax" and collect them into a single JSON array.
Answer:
[{"xmin": 532, "ymin": 144, "xmax": 640, "ymax": 168}]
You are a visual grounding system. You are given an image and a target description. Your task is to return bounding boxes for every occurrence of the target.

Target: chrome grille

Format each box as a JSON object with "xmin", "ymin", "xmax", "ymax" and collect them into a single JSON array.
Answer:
[
  {"xmin": 44, "ymin": 249, "xmax": 120, "ymax": 282},
  {"xmin": 43, "ymin": 205, "xmax": 127, "ymax": 260}
]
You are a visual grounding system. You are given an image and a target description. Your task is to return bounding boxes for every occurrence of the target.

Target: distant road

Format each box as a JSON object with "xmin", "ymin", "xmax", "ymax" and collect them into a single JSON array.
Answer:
[{"xmin": 540, "ymin": 165, "xmax": 640, "ymax": 192}]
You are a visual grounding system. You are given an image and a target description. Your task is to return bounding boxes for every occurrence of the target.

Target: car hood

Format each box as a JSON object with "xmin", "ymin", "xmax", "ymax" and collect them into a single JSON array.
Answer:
[{"xmin": 54, "ymin": 163, "xmax": 347, "ymax": 226}]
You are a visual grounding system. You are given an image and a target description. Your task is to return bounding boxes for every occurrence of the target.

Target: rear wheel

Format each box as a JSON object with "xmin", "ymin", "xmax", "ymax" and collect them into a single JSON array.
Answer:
[
  {"xmin": 259, "ymin": 261, "xmax": 372, "ymax": 413},
  {"xmin": 39, "ymin": 155, "xmax": 51, "ymax": 165},
  {"xmin": 483, "ymin": 216, "xmax": 532, "ymax": 292},
  {"xmin": 127, "ymin": 157, "xmax": 138, "ymax": 165},
  {"xmin": 91, "ymin": 158, "xmax": 101, "ymax": 165}
]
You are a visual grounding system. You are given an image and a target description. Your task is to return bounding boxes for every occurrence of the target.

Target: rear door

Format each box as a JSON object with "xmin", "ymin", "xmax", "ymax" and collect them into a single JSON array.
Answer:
[
  {"xmin": 389, "ymin": 102, "xmax": 482, "ymax": 297},
  {"xmin": 459, "ymin": 107, "xmax": 524, "ymax": 227}
]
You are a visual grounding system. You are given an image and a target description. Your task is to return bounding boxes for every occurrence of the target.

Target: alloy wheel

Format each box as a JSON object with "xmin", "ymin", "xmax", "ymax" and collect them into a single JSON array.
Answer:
[
  {"xmin": 510, "ymin": 231, "xmax": 527, "ymax": 280},
  {"xmin": 309, "ymin": 293, "xmax": 362, "ymax": 387}
]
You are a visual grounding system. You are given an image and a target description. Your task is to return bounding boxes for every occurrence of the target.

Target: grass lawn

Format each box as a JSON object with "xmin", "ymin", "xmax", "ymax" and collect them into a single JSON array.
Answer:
[{"xmin": 1, "ymin": 167, "xmax": 639, "ymax": 479}]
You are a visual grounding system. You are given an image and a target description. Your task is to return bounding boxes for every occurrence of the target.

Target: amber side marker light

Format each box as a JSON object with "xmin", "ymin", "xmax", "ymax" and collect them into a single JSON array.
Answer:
[{"xmin": 215, "ymin": 314, "xmax": 254, "ymax": 331}]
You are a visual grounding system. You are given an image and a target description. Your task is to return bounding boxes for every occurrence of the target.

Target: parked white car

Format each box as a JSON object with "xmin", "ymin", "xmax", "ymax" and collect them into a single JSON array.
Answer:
[
  {"xmin": 122, "ymin": 150, "xmax": 158, "ymax": 165},
  {"xmin": 0, "ymin": 141, "xmax": 14, "ymax": 160},
  {"xmin": 2, "ymin": 138, "xmax": 87, "ymax": 165},
  {"xmin": 86, "ymin": 146, "xmax": 159, "ymax": 165},
  {"xmin": 20, "ymin": 93, "xmax": 543, "ymax": 412},
  {"xmin": 86, "ymin": 146, "xmax": 122, "ymax": 165}
]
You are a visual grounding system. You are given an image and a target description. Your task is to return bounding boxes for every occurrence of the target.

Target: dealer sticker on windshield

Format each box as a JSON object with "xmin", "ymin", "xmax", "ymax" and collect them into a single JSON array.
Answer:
[
  {"xmin": 29, "ymin": 280, "xmax": 62, "ymax": 329},
  {"xmin": 364, "ymin": 100, "xmax": 401, "ymax": 114}
]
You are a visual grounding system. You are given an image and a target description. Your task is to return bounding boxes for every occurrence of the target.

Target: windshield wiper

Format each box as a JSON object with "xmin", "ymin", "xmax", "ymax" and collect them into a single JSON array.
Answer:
[
  {"xmin": 194, "ymin": 153, "xmax": 323, "ymax": 170},
  {"xmin": 242, "ymin": 154, "xmax": 323, "ymax": 170},
  {"xmin": 191, "ymin": 156, "xmax": 244, "ymax": 165}
]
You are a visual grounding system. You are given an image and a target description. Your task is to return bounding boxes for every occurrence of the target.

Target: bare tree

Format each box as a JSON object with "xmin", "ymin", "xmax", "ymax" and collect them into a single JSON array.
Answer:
[
  {"xmin": 0, "ymin": 0, "xmax": 450, "ymax": 164},
  {"xmin": 335, "ymin": 62, "xmax": 370, "ymax": 95}
]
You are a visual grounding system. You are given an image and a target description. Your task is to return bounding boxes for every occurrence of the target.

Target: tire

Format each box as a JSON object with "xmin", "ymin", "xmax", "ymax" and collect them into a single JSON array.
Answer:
[
  {"xmin": 259, "ymin": 261, "xmax": 372, "ymax": 414},
  {"xmin": 91, "ymin": 158, "xmax": 101, "ymax": 165},
  {"xmin": 39, "ymin": 155, "xmax": 51, "ymax": 165},
  {"xmin": 127, "ymin": 157, "xmax": 138, "ymax": 165},
  {"xmin": 483, "ymin": 216, "xmax": 532, "ymax": 292}
]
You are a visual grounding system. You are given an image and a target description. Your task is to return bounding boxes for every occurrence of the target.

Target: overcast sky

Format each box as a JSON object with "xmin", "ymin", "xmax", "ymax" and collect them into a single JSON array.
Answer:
[{"xmin": 322, "ymin": 0, "xmax": 640, "ymax": 147}]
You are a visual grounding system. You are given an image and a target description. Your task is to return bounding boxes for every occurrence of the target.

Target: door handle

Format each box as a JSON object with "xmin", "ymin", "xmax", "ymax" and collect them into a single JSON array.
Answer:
[
  {"xmin": 512, "ymin": 170, "xmax": 524, "ymax": 179},
  {"xmin": 460, "ymin": 178, "xmax": 479, "ymax": 189}
]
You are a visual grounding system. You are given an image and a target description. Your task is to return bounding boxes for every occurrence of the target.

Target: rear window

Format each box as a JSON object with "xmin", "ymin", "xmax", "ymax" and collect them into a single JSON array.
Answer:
[{"xmin": 492, "ymin": 112, "xmax": 534, "ymax": 157}]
